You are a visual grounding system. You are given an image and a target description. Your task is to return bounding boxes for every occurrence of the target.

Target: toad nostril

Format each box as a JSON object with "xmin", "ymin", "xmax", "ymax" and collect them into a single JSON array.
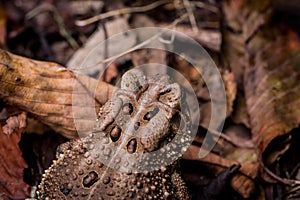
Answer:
[
  {"xmin": 134, "ymin": 122, "xmax": 140, "ymax": 130},
  {"xmin": 136, "ymin": 81, "xmax": 143, "ymax": 90}
]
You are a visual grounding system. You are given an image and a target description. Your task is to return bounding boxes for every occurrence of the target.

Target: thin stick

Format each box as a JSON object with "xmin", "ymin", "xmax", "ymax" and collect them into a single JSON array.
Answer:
[
  {"xmin": 75, "ymin": 0, "xmax": 173, "ymax": 26},
  {"xmin": 190, "ymin": 1, "xmax": 219, "ymax": 13},
  {"xmin": 72, "ymin": 13, "xmax": 189, "ymax": 72},
  {"xmin": 183, "ymin": 0, "xmax": 198, "ymax": 33},
  {"xmin": 99, "ymin": 21, "xmax": 109, "ymax": 81},
  {"xmin": 261, "ymin": 162, "xmax": 300, "ymax": 185}
]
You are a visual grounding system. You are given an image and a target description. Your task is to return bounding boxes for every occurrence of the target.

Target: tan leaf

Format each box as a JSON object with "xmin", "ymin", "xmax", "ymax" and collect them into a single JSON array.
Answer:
[
  {"xmin": 0, "ymin": 50, "xmax": 115, "ymax": 138},
  {"xmin": 67, "ymin": 17, "xmax": 133, "ymax": 75},
  {"xmin": 3, "ymin": 112, "xmax": 26, "ymax": 135}
]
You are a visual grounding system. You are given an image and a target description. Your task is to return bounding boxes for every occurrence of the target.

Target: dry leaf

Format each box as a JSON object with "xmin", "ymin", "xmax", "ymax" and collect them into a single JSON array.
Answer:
[
  {"xmin": 67, "ymin": 17, "xmax": 134, "ymax": 76},
  {"xmin": 222, "ymin": 0, "xmax": 271, "ymax": 86},
  {"xmin": 231, "ymin": 92, "xmax": 251, "ymax": 128},
  {"xmin": 0, "ymin": 113, "xmax": 30, "ymax": 199},
  {"xmin": 222, "ymin": 0, "xmax": 300, "ymax": 183},
  {"xmin": 0, "ymin": 50, "xmax": 115, "ymax": 138},
  {"xmin": 3, "ymin": 112, "xmax": 26, "ymax": 135},
  {"xmin": 222, "ymin": 71, "xmax": 237, "ymax": 116},
  {"xmin": 244, "ymin": 27, "xmax": 300, "ymax": 177},
  {"xmin": 158, "ymin": 24, "xmax": 221, "ymax": 51},
  {"xmin": 223, "ymin": 124, "xmax": 254, "ymax": 149},
  {"xmin": 183, "ymin": 145, "xmax": 259, "ymax": 198}
]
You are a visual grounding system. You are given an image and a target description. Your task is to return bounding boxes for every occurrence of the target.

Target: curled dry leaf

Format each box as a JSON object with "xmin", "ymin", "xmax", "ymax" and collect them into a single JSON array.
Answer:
[
  {"xmin": 0, "ymin": 113, "xmax": 30, "ymax": 199},
  {"xmin": 245, "ymin": 27, "xmax": 300, "ymax": 178},
  {"xmin": 223, "ymin": 0, "xmax": 300, "ymax": 183},
  {"xmin": 0, "ymin": 50, "xmax": 115, "ymax": 138},
  {"xmin": 3, "ymin": 112, "xmax": 26, "ymax": 135}
]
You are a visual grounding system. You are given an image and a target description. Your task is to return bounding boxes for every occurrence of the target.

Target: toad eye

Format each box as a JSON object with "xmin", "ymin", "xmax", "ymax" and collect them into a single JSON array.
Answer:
[
  {"xmin": 135, "ymin": 80, "xmax": 143, "ymax": 90},
  {"xmin": 122, "ymin": 103, "xmax": 133, "ymax": 115},
  {"xmin": 143, "ymin": 107, "xmax": 159, "ymax": 121}
]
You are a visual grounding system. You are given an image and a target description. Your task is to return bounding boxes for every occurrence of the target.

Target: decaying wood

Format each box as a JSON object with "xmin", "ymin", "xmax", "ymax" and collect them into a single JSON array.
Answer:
[{"xmin": 0, "ymin": 49, "xmax": 115, "ymax": 138}]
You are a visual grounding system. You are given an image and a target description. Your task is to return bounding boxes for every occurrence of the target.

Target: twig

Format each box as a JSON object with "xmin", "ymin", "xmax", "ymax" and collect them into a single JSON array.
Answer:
[
  {"xmin": 75, "ymin": 0, "xmax": 173, "ymax": 26},
  {"xmin": 26, "ymin": 3, "xmax": 79, "ymax": 49},
  {"xmin": 261, "ymin": 162, "xmax": 300, "ymax": 185},
  {"xmin": 99, "ymin": 21, "xmax": 108, "ymax": 81},
  {"xmin": 71, "ymin": 13, "xmax": 189, "ymax": 72},
  {"xmin": 289, "ymin": 162, "xmax": 300, "ymax": 179},
  {"xmin": 286, "ymin": 184, "xmax": 300, "ymax": 196},
  {"xmin": 183, "ymin": 0, "xmax": 198, "ymax": 33},
  {"xmin": 190, "ymin": 1, "xmax": 219, "ymax": 13}
]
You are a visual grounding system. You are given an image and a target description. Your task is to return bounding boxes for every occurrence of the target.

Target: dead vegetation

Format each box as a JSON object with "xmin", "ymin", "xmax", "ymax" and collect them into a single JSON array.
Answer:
[{"xmin": 1, "ymin": 0, "xmax": 300, "ymax": 199}]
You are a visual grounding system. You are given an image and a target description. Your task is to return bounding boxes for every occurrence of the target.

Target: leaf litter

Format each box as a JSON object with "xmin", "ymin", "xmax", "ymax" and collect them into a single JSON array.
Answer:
[{"xmin": 0, "ymin": 0, "xmax": 300, "ymax": 199}]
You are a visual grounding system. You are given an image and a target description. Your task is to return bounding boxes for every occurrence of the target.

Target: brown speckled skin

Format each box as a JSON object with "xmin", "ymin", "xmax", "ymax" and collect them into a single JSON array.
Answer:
[{"xmin": 38, "ymin": 69, "xmax": 190, "ymax": 199}]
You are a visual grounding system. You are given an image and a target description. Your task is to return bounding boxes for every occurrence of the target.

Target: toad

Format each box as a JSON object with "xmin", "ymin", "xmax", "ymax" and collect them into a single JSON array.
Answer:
[{"xmin": 37, "ymin": 68, "xmax": 191, "ymax": 199}]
